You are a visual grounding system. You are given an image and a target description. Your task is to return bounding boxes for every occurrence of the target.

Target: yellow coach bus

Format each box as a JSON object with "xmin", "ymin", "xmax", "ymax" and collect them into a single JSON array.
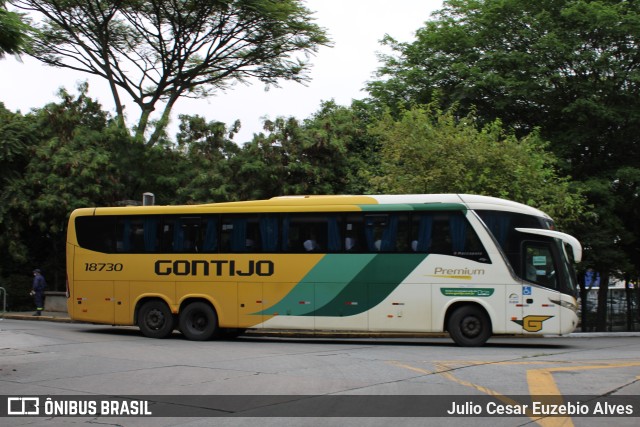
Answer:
[{"xmin": 66, "ymin": 194, "xmax": 582, "ymax": 346}]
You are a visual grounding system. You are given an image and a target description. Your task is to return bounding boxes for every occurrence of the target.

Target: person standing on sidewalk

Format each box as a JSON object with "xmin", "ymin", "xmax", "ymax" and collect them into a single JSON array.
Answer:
[{"xmin": 31, "ymin": 269, "xmax": 46, "ymax": 316}]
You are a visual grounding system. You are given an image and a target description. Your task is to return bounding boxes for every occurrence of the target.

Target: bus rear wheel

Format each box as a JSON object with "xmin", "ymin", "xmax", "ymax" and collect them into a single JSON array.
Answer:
[
  {"xmin": 138, "ymin": 300, "xmax": 175, "ymax": 339},
  {"xmin": 448, "ymin": 305, "xmax": 491, "ymax": 347},
  {"xmin": 179, "ymin": 302, "xmax": 218, "ymax": 341}
]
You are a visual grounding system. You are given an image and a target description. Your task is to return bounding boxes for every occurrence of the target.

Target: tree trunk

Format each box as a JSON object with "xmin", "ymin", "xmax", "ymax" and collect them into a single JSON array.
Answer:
[
  {"xmin": 625, "ymin": 278, "xmax": 634, "ymax": 331},
  {"xmin": 579, "ymin": 278, "xmax": 588, "ymax": 332},
  {"xmin": 596, "ymin": 271, "xmax": 610, "ymax": 332}
]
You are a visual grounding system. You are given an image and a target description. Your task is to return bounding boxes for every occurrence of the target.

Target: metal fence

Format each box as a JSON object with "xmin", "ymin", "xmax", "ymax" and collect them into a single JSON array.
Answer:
[{"xmin": 578, "ymin": 287, "xmax": 640, "ymax": 332}]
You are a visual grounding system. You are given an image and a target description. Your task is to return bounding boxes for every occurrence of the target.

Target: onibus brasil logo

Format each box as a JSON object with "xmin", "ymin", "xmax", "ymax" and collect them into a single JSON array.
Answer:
[{"xmin": 6, "ymin": 397, "xmax": 152, "ymax": 416}]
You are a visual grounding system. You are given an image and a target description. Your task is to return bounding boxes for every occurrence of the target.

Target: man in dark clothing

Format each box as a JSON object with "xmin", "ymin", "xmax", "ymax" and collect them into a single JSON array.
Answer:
[{"xmin": 31, "ymin": 269, "xmax": 46, "ymax": 316}]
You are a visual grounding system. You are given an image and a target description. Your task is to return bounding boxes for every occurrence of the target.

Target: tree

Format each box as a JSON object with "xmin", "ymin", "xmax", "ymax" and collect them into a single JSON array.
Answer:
[
  {"xmin": 0, "ymin": 102, "xmax": 36, "ymax": 282},
  {"xmin": 369, "ymin": 0, "xmax": 640, "ymax": 175},
  {"xmin": 11, "ymin": 0, "xmax": 330, "ymax": 145},
  {"xmin": 233, "ymin": 101, "xmax": 377, "ymax": 200},
  {"xmin": 370, "ymin": 105, "xmax": 586, "ymax": 228},
  {"xmin": 236, "ymin": 116, "xmax": 330, "ymax": 200},
  {"xmin": 300, "ymin": 100, "xmax": 379, "ymax": 195},
  {"xmin": 174, "ymin": 114, "xmax": 241, "ymax": 203},
  {"xmin": 0, "ymin": 85, "xmax": 187, "ymax": 290},
  {"xmin": 0, "ymin": 86, "xmax": 124, "ymax": 285},
  {"xmin": 0, "ymin": 2, "xmax": 29, "ymax": 57},
  {"xmin": 0, "ymin": 102, "xmax": 35, "ymax": 181}
]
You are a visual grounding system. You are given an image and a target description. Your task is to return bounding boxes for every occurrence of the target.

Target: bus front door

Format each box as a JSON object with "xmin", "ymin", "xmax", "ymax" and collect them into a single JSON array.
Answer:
[{"xmin": 520, "ymin": 241, "xmax": 562, "ymax": 335}]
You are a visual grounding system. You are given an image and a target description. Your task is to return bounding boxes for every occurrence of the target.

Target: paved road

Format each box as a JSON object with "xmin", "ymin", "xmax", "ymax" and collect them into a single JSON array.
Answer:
[{"xmin": 0, "ymin": 318, "xmax": 639, "ymax": 426}]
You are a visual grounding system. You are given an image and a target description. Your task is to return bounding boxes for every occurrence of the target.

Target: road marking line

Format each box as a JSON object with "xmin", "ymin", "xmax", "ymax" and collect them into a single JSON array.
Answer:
[{"xmin": 390, "ymin": 360, "xmax": 640, "ymax": 427}]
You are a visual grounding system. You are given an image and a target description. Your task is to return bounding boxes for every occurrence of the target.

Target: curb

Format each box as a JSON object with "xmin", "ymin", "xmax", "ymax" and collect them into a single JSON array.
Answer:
[{"xmin": 1, "ymin": 313, "xmax": 74, "ymax": 323}]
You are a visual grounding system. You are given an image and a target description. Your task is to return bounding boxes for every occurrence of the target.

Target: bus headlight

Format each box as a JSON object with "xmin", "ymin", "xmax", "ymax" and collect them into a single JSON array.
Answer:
[{"xmin": 551, "ymin": 298, "xmax": 577, "ymax": 313}]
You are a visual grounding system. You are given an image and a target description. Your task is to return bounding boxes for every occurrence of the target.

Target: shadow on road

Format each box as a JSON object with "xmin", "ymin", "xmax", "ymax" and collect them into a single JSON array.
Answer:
[{"xmin": 78, "ymin": 326, "xmax": 573, "ymax": 349}]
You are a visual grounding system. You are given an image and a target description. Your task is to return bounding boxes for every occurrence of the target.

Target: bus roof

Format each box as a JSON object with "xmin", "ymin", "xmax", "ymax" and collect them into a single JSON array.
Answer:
[{"xmin": 72, "ymin": 194, "xmax": 550, "ymax": 219}]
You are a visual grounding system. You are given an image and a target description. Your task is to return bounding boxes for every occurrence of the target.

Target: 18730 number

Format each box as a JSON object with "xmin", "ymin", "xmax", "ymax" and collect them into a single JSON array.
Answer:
[{"xmin": 84, "ymin": 263, "xmax": 123, "ymax": 272}]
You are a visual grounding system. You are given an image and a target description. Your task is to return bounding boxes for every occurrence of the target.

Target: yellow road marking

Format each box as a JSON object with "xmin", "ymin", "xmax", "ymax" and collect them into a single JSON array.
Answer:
[
  {"xmin": 527, "ymin": 361, "xmax": 640, "ymax": 427},
  {"xmin": 389, "ymin": 359, "xmax": 640, "ymax": 427}
]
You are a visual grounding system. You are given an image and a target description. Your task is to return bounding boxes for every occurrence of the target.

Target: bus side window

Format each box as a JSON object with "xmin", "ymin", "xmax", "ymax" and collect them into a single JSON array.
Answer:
[
  {"xmin": 282, "ymin": 214, "xmax": 338, "ymax": 253},
  {"xmin": 160, "ymin": 217, "xmax": 175, "ymax": 253},
  {"xmin": 131, "ymin": 220, "xmax": 146, "ymax": 252},
  {"xmin": 172, "ymin": 216, "xmax": 211, "ymax": 253},
  {"xmin": 364, "ymin": 214, "xmax": 405, "ymax": 252},
  {"xmin": 411, "ymin": 214, "xmax": 433, "ymax": 252},
  {"xmin": 75, "ymin": 216, "xmax": 116, "ymax": 253},
  {"xmin": 345, "ymin": 214, "xmax": 364, "ymax": 252},
  {"xmin": 117, "ymin": 217, "xmax": 161, "ymax": 253},
  {"xmin": 260, "ymin": 214, "xmax": 279, "ymax": 252},
  {"xmin": 221, "ymin": 216, "xmax": 261, "ymax": 253},
  {"xmin": 116, "ymin": 218, "xmax": 136, "ymax": 252},
  {"xmin": 202, "ymin": 216, "xmax": 218, "ymax": 252},
  {"xmin": 411, "ymin": 212, "xmax": 490, "ymax": 263}
]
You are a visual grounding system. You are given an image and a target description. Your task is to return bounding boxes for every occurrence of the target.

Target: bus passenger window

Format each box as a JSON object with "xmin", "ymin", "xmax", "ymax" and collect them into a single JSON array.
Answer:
[
  {"xmin": 115, "ymin": 217, "xmax": 161, "ymax": 253},
  {"xmin": 202, "ymin": 217, "xmax": 218, "ymax": 252},
  {"xmin": 365, "ymin": 214, "xmax": 405, "ymax": 252},
  {"xmin": 116, "ymin": 218, "xmax": 142, "ymax": 252},
  {"xmin": 260, "ymin": 215, "xmax": 279, "ymax": 252},
  {"xmin": 344, "ymin": 214, "xmax": 364, "ymax": 252},
  {"xmin": 174, "ymin": 217, "xmax": 204, "ymax": 253},
  {"xmin": 75, "ymin": 216, "xmax": 116, "ymax": 253},
  {"xmin": 411, "ymin": 214, "xmax": 433, "ymax": 252},
  {"xmin": 282, "ymin": 214, "xmax": 335, "ymax": 253},
  {"xmin": 221, "ymin": 216, "xmax": 261, "ymax": 253},
  {"xmin": 130, "ymin": 220, "xmax": 145, "ymax": 252},
  {"xmin": 411, "ymin": 212, "xmax": 490, "ymax": 263}
]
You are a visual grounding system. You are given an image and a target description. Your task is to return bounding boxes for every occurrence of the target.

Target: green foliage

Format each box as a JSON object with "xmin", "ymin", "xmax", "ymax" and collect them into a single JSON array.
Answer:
[
  {"xmin": 369, "ymin": 0, "xmax": 640, "ymax": 175},
  {"xmin": 236, "ymin": 116, "xmax": 326, "ymax": 199},
  {"xmin": 302, "ymin": 100, "xmax": 380, "ymax": 194},
  {"xmin": 234, "ymin": 100, "xmax": 377, "ymax": 199},
  {"xmin": 370, "ymin": 105, "xmax": 586, "ymax": 227},
  {"xmin": 174, "ymin": 115, "xmax": 241, "ymax": 203},
  {"xmin": 0, "ymin": 85, "xmax": 161, "ymax": 287},
  {"xmin": 0, "ymin": 3, "xmax": 29, "ymax": 57},
  {"xmin": 0, "ymin": 102, "xmax": 35, "ymax": 180}
]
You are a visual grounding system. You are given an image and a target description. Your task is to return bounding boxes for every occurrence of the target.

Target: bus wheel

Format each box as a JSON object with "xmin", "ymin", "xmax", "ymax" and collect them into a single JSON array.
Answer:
[
  {"xmin": 138, "ymin": 300, "xmax": 175, "ymax": 339},
  {"xmin": 448, "ymin": 305, "xmax": 491, "ymax": 347},
  {"xmin": 179, "ymin": 302, "xmax": 218, "ymax": 341}
]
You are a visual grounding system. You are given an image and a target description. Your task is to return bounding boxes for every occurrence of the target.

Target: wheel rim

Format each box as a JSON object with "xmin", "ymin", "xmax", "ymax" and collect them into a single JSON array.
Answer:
[
  {"xmin": 146, "ymin": 308, "xmax": 166, "ymax": 330},
  {"xmin": 461, "ymin": 315, "xmax": 481, "ymax": 338},
  {"xmin": 188, "ymin": 312, "xmax": 208, "ymax": 332}
]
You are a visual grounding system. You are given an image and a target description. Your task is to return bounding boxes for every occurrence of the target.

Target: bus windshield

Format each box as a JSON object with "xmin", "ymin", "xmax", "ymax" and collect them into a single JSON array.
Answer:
[{"xmin": 476, "ymin": 210, "xmax": 581, "ymax": 296}]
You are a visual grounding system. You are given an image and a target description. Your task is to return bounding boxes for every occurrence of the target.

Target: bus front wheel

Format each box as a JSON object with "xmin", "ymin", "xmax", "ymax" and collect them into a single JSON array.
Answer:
[
  {"xmin": 179, "ymin": 302, "xmax": 218, "ymax": 341},
  {"xmin": 448, "ymin": 305, "xmax": 491, "ymax": 347},
  {"xmin": 138, "ymin": 300, "xmax": 175, "ymax": 339}
]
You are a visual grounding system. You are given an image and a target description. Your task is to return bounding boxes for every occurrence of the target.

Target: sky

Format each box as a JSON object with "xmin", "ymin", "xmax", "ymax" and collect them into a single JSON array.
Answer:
[{"xmin": 0, "ymin": 0, "xmax": 443, "ymax": 143}]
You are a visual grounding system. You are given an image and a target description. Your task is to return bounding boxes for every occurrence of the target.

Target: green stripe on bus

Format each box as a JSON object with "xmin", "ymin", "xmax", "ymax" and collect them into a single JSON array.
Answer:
[
  {"xmin": 256, "ymin": 254, "xmax": 376, "ymax": 316},
  {"xmin": 257, "ymin": 254, "xmax": 427, "ymax": 317},
  {"xmin": 307, "ymin": 253, "xmax": 427, "ymax": 317}
]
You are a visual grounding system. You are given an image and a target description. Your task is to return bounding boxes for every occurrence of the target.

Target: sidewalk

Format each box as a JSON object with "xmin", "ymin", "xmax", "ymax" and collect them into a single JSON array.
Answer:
[{"xmin": 1, "ymin": 311, "xmax": 73, "ymax": 322}]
